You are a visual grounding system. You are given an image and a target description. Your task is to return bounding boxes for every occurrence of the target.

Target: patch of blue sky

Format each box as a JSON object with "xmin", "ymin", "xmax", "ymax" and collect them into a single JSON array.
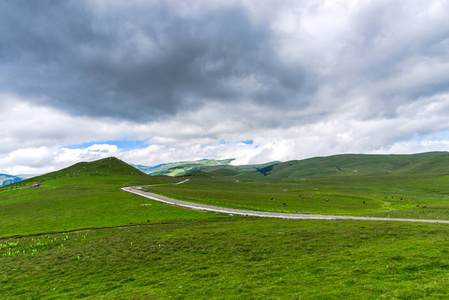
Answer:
[
  {"xmin": 426, "ymin": 131, "xmax": 449, "ymax": 140},
  {"xmin": 241, "ymin": 139, "xmax": 254, "ymax": 145},
  {"xmin": 64, "ymin": 139, "xmax": 149, "ymax": 150},
  {"xmin": 219, "ymin": 139, "xmax": 254, "ymax": 145},
  {"xmin": 411, "ymin": 131, "xmax": 449, "ymax": 142}
]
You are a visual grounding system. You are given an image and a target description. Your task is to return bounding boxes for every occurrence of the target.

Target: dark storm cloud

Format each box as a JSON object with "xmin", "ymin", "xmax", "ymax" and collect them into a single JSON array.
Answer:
[{"xmin": 0, "ymin": 1, "xmax": 310, "ymax": 122}]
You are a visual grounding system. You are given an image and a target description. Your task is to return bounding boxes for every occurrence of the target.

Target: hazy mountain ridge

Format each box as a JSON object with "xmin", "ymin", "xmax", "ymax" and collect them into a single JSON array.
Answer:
[
  {"xmin": 0, "ymin": 174, "xmax": 25, "ymax": 187},
  {"xmin": 131, "ymin": 163, "xmax": 168, "ymax": 174},
  {"xmin": 134, "ymin": 158, "xmax": 236, "ymax": 176}
]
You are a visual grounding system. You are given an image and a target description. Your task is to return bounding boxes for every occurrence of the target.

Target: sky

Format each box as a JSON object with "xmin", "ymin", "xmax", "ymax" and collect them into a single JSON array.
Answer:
[{"xmin": 1, "ymin": 0, "xmax": 449, "ymax": 175}]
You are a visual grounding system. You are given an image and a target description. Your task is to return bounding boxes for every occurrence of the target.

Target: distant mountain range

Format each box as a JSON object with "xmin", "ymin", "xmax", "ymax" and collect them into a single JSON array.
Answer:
[
  {"xmin": 0, "ymin": 174, "xmax": 25, "ymax": 187},
  {"xmin": 133, "ymin": 151, "xmax": 449, "ymax": 178},
  {"xmin": 132, "ymin": 158, "xmax": 238, "ymax": 176}
]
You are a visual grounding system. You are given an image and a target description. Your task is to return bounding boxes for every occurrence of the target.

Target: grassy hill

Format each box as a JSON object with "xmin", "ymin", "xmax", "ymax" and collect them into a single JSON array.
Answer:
[
  {"xmin": 135, "ymin": 152, "xmax": 449, "ymax": 179},
  {"xmin": 256, "ymin": 152, "xmax": 449, "ymax": 177},
  {"xmin": 0, "ymin": 157, "xmax": 219, "ymax": 238},
  {"xmin": 135, "ymin": 158, "xmax": 236, "ymax": 176},
  {"xmin": 393, "ymin": 153, "xmax": 449, "ymax": 174}
]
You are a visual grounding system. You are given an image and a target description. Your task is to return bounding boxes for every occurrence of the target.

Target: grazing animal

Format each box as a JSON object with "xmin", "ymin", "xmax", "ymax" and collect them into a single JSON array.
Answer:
[
  {"xmin": 283, "ymin": 203, "xmax": 286, "ymax": 207},
  {"xmin": 298, "ymin": 195, "xmax": 302, "ymax": 198},
  {"xmin": 422, "ymin": 205, "xmax": 427, "ymax": 208},
  {"xmin": 326, "ymin": 199, "xmax": 329, "ymax": 202},
  {"xmin": 363, "ymin": 201, "xmax": 365, "ymax": 204},
  {"xmin": 415, "ymin": 205, "xmax": 420, "ymax": 207},
  {"xmin": 270, "ymin": 198, "xmax": 274, "ymax": 201}
]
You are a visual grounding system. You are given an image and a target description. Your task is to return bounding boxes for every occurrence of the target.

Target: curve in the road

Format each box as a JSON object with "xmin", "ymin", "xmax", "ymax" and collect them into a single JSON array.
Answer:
[{"xmin": 122, "ymin": 186, "xmax": 449, "ymax": 224}]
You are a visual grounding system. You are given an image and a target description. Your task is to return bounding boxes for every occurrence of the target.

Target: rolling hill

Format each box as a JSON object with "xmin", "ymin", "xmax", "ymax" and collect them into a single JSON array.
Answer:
[
  {"xmin": 135, "ymin": 152, "xmax": 449, "ymax": 179},
  {"xmin": 0, "ymin": 157, "xmax": 216, "ymax": 238},
  {"xmin": 2, "ymin": 151, "xmax": 448, "ymax": 238},
  {"xmin": 134, "ymin": 158, "xmax": 236, "ymax": 176},
  {"xmin": 253, "ymin": 151, "xmax": 449, "ymax": 177}
]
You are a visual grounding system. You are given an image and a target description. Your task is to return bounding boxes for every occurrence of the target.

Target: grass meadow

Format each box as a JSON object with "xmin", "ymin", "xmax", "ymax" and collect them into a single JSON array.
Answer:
[
  {"xmin": 145, "ymin": 174, "xmax": 449, "ymax": 220},
  {"xmin": 0, "ymin": 157, "xmax": 222, "ymax": 239},
  {"xmin": 3, "ymin": 217, "xmax": 449, "ymax": 299},
  {"xmin": 3, "ymin": 157, "xmax": 449, "ymax": 298}
]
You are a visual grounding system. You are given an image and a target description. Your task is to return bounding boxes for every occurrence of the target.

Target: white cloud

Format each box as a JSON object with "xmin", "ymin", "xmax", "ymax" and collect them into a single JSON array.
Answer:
[
  {"xmin": 373, "ymin": 139, "xmax": 449, "ymax": 155},
  {"xmin": 2, "ymin": 90, "xmax": 449, "ymax": 175},
  {"xmin": 0, "ymin": 144, "xmax": 120, "ymax": 175},
  {"xmin": 1, "ymin": 1, "xmax": 449, "ymax": 174}
]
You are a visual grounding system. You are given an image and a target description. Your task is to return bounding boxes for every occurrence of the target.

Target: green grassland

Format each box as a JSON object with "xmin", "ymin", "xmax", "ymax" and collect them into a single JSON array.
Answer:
[
  {"xmin": 145, "ymin": 173, "xmax": 449, "ymax": 219},
  {"xmin": 0, "ymin": 157, "xmax": 220, "ymax": 238},
  {"xmin": 3, "ymin": 154, "xmax": 449, "ymax": 299},
  {"xmin": 3, "ymin": 218, "xmax": 449, "ymax": 299}
]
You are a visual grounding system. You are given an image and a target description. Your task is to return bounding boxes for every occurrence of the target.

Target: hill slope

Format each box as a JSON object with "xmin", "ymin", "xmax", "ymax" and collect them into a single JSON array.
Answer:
[
  {"xmin": 0, "ymin": 157, "xmax": 217, "ymax": 238},
  {"xmin": 393, "ymin": 153, "xmax": 449, "ymax": 174},
  {"xmin": 255, "ymin": 152, "xmax": 449, "ymax": 177},
  {"xmin": 135, "ymin": 158, "xmax": 236, "ymax": 176},
  {"xmin": 167, "ymin": 152, "xmax": 449, "ymax": 179}
]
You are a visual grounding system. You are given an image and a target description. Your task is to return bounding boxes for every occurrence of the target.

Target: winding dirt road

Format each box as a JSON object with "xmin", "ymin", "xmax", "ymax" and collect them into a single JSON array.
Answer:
[{"xmin": 122, "ymin": 186, "xmax": 449, "ymax": 224}]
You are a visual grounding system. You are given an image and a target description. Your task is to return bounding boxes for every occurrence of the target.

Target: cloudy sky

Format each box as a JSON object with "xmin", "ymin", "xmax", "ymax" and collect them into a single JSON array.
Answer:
[{"xmin": 1, "ymin": 0, "xmax": 449, "ymax": 174}]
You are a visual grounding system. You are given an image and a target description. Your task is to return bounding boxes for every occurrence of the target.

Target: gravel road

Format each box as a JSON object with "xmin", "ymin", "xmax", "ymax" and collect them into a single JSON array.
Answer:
[{"xmin": 122, "ymin": 186, "xmax": 449, "ymax": 224}]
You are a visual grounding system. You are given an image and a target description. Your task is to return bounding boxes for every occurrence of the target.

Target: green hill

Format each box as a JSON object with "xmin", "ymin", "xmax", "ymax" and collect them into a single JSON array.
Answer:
[
  {"xmin": 207, "ymin": 167, "xmax": 242, "ymax": 177},
  {"xmin": 255, "ymin": 152, "xmax": 449, "ymax": 177},
  {"xmin": 136, "ymin": 158, "xmax": 236, "ymax": 176},
  {"xmin": 392, "ymin": 153, "xmax": 449, "ymax": 174},
  {"xmin": 176, "ymin": 152, "xmax": 449, "ymax": 179},
  {"xmin": 135, "ymin": 159, "xmax": 281, "ymax": 178},
  {"xmin": 0, "ymin": 157, "xmax": 218, "ymax": 238}
]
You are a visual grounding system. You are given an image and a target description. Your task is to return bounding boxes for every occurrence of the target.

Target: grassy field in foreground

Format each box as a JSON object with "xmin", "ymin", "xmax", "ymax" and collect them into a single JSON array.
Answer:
[
  {"xmin": 145, "ymin": 174, "xmax": 449, "ymax": 219},
  {"xmin": 2, "ymin": 217, "xmax": 449, "ymax": 299}
]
